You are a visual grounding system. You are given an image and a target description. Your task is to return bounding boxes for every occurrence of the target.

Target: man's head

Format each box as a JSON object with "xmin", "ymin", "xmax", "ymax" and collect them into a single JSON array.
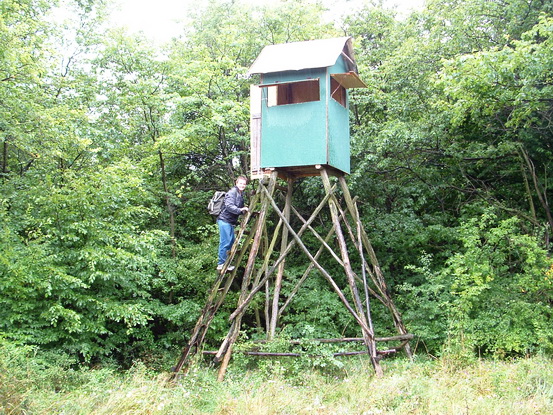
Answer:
[{"xmin": 236, "ymin": 176, "xmax": 248, "ymax": 191}]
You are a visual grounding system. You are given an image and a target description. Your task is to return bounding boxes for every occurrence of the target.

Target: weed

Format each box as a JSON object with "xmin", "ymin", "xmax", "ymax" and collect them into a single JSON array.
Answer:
[{"xmin": 2, "ymin": 339, "xmax": 553, "ymax": 414}]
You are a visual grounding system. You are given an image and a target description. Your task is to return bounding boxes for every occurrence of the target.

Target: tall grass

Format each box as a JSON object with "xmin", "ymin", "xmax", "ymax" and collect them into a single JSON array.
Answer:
[{"xmin": 2, "ymin": 341, "xmax": 552, "ymax": 414}]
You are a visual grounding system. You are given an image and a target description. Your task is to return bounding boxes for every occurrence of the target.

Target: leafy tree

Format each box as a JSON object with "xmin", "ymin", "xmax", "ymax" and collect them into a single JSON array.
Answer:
[
  {"xmin": 1, "ymin": 0, "xmax": 57, "ymax": 177},
  {"xmin": 436, "ymin": 16, "xmax": 553, "ymax": 235},
  {"xmin": 164, "ymin": 0, "xmax": 336, "ymax": 189},
  {"xmin": 338, "ymin": 0, "xmax": 553, "ymax": 356},
  {"xmin": 403, "ymin": 211, "xmax": 553, "ymax": 357},
  {"xmin": 0, "ymin": 161, "xmax": 170, "ymax": 361},
  {"xmin": 344, "ymin": 0, "xmax": 553, "ymax": 264}
]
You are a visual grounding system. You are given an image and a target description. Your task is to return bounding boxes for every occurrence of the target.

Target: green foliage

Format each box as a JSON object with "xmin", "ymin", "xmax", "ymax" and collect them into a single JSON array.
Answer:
[
  {"xmin": 0, "ymin": 338, "xmax": 113, "ymax": 413},
  {"xmin": 0, "ymin": 161, "xmax": 172, "ymax": 361},
  {"xmin": 344, "ymin": 0, "xmax": 553, "ymax": 361},
  {"xmin": 277, "ymin": 269, "xmax": 354, "ymax": 338},
  {"xmin": 441, "ymin": 211, "xmax": 553, "ymax": 356},
  {"xmin": 399, "ymin": 253, "xmax": 451, "ymax": 355},
  {"xmin": 1, "ymin": 0, "xmax": 553, "ymax": 369},
  {"xmin": 401, "ymin": 211, "xmax": 553, "ymax": 357}
]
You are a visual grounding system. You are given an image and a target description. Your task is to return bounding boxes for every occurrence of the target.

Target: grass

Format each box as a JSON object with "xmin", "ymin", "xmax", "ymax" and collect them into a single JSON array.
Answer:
[{"xmin": 2, "ymin": 344, "xmax": 553, "ymax": 414}]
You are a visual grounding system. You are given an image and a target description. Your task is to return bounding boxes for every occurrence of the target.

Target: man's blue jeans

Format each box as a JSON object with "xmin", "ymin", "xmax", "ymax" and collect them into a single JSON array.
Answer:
[{"xmin": 217, "ymin": 219, "xmax": 235, "ymax": 265}]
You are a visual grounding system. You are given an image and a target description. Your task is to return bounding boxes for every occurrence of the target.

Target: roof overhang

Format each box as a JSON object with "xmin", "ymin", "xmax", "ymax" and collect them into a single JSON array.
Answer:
[
  {"xmin": 331, "ymin": 72, "xmax": 367, "ymax": 89},
  {"xmin": 247, "ymin": 37, "xmax": 358, "ymax": 76}
]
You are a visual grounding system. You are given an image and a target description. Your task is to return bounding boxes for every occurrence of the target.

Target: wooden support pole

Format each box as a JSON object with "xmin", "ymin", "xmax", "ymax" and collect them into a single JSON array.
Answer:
[
  {"xmin": 338, "ymin": 176, "xmax": 412, "ymax": 358},
  {"xmin": 319, "ymin": 168, "xmax": 382, "ymax": 376},
  {"xmin": 205, "ymin": 350, "xmax": 395, "ymax": 358},
  {"xmin": 255, "ymin": 217, "xmax": 283, "ymax": 334},
  {"xmin": 269, "ymin": 177, "xmax": 292, "ymax": 339},
  {"xmin": 330, "ymin": 200, "xmax": 377, "ymax": 331},
  {"xmin": 254, "ymin": 219, "xmax": 283, "ymax": 287},
  {"xmin": 252, "ymin": 334, "xmax": 414, "ymax": 345},
  {"xmin": 356, "ymin": 205, "xmax": 374, "ymax": 335},
  {"xmin": 258, "ymin": 183, "xmax": 375, "ymax": 339}
]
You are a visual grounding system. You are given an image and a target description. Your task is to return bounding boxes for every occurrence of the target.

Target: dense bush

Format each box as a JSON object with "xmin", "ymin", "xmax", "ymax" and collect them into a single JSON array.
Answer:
[{"xmin": 400, "ymin": 211, "xmax": 553, "ymax": 357}]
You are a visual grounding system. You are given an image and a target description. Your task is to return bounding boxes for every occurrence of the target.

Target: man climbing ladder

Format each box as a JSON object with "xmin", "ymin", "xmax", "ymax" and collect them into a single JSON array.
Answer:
[{"xmin": 216, "ymin": 176, "xmax": 249, "ymax": 272}]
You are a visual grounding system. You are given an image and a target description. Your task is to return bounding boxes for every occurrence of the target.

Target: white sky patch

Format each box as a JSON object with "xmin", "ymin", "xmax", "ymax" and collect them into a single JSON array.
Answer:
[{"xmin": 111, "ymin": 0, "xmax": 426, "ymax": 43}]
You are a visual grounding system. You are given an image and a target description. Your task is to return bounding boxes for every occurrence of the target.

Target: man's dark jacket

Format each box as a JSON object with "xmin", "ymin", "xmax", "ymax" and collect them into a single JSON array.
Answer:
[{"xmin": 217, "ymin": 186, "xmax": 244, "ymax": 225}]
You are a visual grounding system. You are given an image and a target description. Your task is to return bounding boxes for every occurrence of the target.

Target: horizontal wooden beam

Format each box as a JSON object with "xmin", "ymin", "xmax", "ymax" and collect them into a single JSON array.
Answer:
[
  {"xmin": 251, "ymin": 334, "xmax": 414, "ymax": 344},
  {"xmin": 202, "ymin": 349, "xmax": 402, "ymax": 358}
]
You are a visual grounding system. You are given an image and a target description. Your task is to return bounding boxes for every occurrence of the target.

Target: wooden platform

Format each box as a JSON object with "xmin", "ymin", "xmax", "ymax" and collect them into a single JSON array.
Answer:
[{"xmin": 252, "ymin": 164, "xmax": 346, "ymax": 180}]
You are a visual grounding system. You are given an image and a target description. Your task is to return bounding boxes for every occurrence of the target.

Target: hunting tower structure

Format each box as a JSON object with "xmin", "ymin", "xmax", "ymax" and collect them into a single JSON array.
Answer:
[
  {"xmin": 249, "ymin": 37, "xmax": 366, "ymax": 178},
  {"xmin": 172, "ymin": 37, "xmax": 412, "ymax": 381}
]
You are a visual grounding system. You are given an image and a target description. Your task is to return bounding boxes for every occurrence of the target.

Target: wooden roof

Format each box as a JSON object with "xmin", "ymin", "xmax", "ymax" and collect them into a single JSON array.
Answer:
[{"xmin": 247, "ymin": 37, "xmax": 358, "ymax": 76}]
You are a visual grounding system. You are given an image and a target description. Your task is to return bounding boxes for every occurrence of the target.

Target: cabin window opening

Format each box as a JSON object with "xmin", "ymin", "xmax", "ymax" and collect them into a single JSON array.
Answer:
[
  {"xmin": 266, "ymin": 79, "xmax": 320, "ymax": 107},
  {"xmin": 331, "ymin": 78, "xmax": 346, "ymax": 107}
]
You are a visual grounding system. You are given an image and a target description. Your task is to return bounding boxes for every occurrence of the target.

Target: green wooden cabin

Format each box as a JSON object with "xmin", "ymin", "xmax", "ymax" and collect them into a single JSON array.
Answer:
[{"xmin": 248, "ymin": 37, "xmax": 366, "ymax": 178}]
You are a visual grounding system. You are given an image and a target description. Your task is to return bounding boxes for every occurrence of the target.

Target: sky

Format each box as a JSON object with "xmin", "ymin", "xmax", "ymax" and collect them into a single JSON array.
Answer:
[{"xmin": 111, "ymin": 0, "xmax": 427, "ymax": 43}]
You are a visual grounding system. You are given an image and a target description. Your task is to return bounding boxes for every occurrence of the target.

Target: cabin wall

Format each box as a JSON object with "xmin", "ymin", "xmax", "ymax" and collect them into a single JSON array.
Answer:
[
  {"xmin": 258, "ymin": 57, "xmax": 351, "ymax": 174},
  {"xmin": 327, "ymin": 59, "xmax": 351, "ymax": 174},
  {"xmin": 250, "ymin": 85, "xmax": 262, "ymax": 177},
  {"xmin": 260, "ymin": 68, "xmax": 327, "ymax": 169}
]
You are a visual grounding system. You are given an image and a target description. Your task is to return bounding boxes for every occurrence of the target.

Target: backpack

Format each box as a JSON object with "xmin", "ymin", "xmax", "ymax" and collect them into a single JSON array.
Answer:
[{"xmin": 207, "ymin": 191, "xmax": 226, "ymax": 216}]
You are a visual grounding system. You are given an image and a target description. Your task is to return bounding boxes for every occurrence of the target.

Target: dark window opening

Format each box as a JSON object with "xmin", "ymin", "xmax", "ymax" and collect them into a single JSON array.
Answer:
[
  {"xmin": 331, "ymin": 78, "xmax": 346, "ymax": 108},
  {"xmin": 267, "ymin": 79, "xmax": 320, "ymax": 106}
]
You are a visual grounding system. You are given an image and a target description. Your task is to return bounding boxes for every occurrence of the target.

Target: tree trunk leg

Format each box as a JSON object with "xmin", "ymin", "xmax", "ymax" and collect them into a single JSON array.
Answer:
[
  {"xmin": 320, "ymin": 168, "xmax": 382, "ymax": 376},
  {"xmin": 269, "ymin": 177, "xmax": 292, "ymax": 339},
  {"xmin": 338, "ymin": 176, "xmax": 412, "ymax": 359}
]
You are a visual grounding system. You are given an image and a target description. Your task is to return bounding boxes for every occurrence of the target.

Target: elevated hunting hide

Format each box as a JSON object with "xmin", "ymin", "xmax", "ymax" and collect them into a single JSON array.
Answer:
[{"xmin": 249, "ymin": 37, "xmax": 366, "ymax": 178}]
